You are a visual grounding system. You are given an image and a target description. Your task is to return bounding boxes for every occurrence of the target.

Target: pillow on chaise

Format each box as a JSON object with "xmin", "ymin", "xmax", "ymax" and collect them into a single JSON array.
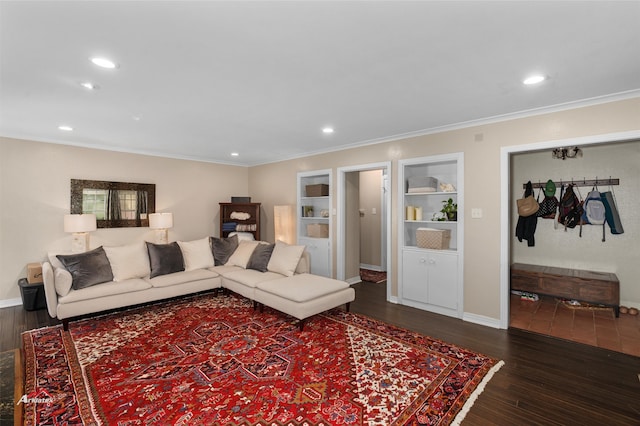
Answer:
[
  {"xmin": 227, "ymin": 241, "xmax": 260, "ymax": 268},
  {"xmin": 57, "ymin": 246, "xmax": 114, "ymax": 290},
  {"xmin": 267, "ymin": 241, "xmax": 305, "ymax": 277},
  {"xmin": 146, "ymin": 242, "xmax": 185, "ymax": 278},
  {"xmin": 178, "ymin": 237, "xmax": 215, "ymax": 270},
  {"xmin": 104, "ymin": 242, "xmax": 151, "ymax": 281},
  {"xmin": 246, "ymin": 243, "xmax": 275, "ymax": 272},
  {"xmin": 210, "ymin": 234, "xmax": 239, "ymax": 266}
]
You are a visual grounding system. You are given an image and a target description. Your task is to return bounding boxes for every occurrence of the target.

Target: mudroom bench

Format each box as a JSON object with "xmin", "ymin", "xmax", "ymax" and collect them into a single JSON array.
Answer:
[{"xmin": 510, "ymin": 263, "xmax": 620, "ymax": 317}]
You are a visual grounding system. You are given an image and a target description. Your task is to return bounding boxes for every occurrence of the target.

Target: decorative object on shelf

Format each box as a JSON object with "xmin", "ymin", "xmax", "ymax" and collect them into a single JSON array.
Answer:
[
  {"xmin": 416, "ymin": 228, "xmax": 451, "ymax": 249},
  {"xmin": 320, "ymin": 209, "xmax": 330, "ymax": 218},
  {"xmin": 230, "ymin": 211, "xmax": 251, "ymax": 220},
  {"xmin": 439, "ymin": 182, "xmax": 456, "ymax": 192},
  {"xmin": 440, "ymin": 198, "xmax": 458, "ymax": 221},
  {"xmin": 305, "ymin": 184, "xmax": 329, "ymax": 197},
  {"xmin": 64, "ymin": 213, "xmax": 97, "ymax": 253},
  {"xmin": 303, "ymin": 205, "xmax": 314, "ymax": 217},
  {"xmin": 274, "ymin": 205, "xmax": 295, "ymax": 244},
  {"xmin": 552, "ymin": 146, "xmax": 582, "ymax": 160},
  {"xmin": 149, "ymin": 212, "xmax": 173, "ymax": 244},
  {"xmin": 407, "ymin": 176, "xmax": 438, "ymax": 193},
  {"xmin": 231, "ymin": 196, "xmax": 251, "ymax": 203},
  {"xmin": 306, "ymin": 223, "xmax": 329, "ymax": 238}
]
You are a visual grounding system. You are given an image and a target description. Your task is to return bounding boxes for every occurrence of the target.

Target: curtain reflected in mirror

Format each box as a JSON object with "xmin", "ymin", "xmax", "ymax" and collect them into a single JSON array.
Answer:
[{"xmin": 70, "ymin": 179, "xmax": 155, "ymax": 228}]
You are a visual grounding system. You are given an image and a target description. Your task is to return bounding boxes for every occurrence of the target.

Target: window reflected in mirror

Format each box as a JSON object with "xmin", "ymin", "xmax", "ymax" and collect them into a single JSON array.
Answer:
[{"xmin": 70, "ymin": 179, "xmax": 155, "ymax": 228}]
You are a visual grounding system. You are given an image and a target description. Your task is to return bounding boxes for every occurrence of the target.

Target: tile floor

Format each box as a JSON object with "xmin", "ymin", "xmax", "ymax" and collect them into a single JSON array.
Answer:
[{"xmin": 510, "ymin": 294, "xmax": 640, "ymax": 357}]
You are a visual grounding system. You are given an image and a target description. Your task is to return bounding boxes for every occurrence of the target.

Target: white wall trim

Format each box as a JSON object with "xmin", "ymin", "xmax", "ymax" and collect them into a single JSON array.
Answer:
[
  {"xmin": 500, "ymin": 129, "xmax": 640, "ymax": 329},
  {"xmin": 463, "ymin": 312, "xmax": 502, "ymax": 329},
  {"xmin": 337, "ymin": 162, "xmax": 392, "ymax": 301},
  {"xmin": 0, "ymin": 298, "xmax": 23, "ymax": 309}
]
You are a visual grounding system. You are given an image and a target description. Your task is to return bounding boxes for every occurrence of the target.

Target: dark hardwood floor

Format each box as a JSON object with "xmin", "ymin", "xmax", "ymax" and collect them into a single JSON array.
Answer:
[{"xmin": 3, "ymin": 281, "xmax": 639, "ymax": 425}]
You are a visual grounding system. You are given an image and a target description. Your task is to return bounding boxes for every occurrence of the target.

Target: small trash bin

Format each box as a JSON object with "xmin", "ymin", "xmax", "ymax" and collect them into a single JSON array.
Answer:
[{"xmin": 18, "ymin": 278, "xmax": 47, "ymax": 311}]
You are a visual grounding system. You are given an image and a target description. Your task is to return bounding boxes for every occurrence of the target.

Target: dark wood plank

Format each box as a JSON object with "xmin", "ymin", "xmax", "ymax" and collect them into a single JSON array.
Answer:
[{"xmin": 3, "ymin": 281, "xmax": 640, "ymax": 424}]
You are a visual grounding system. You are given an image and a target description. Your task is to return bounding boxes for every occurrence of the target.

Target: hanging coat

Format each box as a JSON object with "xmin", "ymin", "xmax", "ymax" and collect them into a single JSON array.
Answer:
[{"xmin": 516, "ymin": 181, "xmax": 538, "ymax": 247}]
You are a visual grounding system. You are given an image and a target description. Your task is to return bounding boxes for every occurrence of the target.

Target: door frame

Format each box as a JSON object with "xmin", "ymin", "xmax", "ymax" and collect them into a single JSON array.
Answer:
[
  {"xmin": 499, "ymin": 130, "xmax": 640, "ymax": 328},
  {"xmin": 337, "ymin": 162, "xmax": 392, "ymax": 300}
]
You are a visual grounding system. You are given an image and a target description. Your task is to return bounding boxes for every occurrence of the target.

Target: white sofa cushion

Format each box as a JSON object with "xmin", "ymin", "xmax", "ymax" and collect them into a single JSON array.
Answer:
[
  {"xmin": 146, "ymin": 269, "xmax": 219, "ymax": 288},
  {"xmin": 209, "ymin": 265, "xmax": 243, "ymax": 275},
  {"xmin": 267, "ymin": 241, "xmax": 305, "ymax": 277},
  {"xmin": 222, "ymin": 269, "xmax": 285, "ymax": 288},
  {"xmin": 257, "ymin": 273, "xmax": 350, "ymax": 303},
  {"xmin": 58, "ymin": 278, "xmax": 151, "ymax": 304},
  {"xmin": 104, "ymin": 242, "xmax": 151, "ymax": 281},
  {"xmin": 54, "ymin": 267, "xmax": 73, "ymax": 297},
  {"xmin": 227, "ymin": 241, "xmax": 260, "ymax": 268},
  {"xmin": 177, "ymin": 237, "xmax": 215, "ymax": 271}
]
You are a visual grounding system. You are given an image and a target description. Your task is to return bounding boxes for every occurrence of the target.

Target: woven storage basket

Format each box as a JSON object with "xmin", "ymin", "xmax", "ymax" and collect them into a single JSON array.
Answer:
[
  {"xmin": 416, "ymin": 228, "xmax": 451, "ymax": 249},
  {"xmin": 307, "ymin": 223, "xmax": 329, "ymax": 238},
  {"xmin": 305, "ymin": 184, "xmax": 329, "ymax": 197},
  {"xmin": 407, "ymin": 176, "xmax": 438, "ymax": 193}
]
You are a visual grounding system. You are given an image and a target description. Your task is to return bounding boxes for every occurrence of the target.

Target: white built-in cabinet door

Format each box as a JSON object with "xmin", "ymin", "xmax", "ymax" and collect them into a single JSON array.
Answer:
[
  {"xmin": 402, "ymin": 248, "xmax": 458, "ymax": 310},
  {"xmin": 299, "ymin": 237, "xmax": 331, "ymax": 277}
]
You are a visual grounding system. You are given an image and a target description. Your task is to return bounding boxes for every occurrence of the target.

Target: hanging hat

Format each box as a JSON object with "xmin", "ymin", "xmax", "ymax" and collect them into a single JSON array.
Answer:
[{"xmin": 544, "ymin": 179, "xmax": 556, "ymax": 197}]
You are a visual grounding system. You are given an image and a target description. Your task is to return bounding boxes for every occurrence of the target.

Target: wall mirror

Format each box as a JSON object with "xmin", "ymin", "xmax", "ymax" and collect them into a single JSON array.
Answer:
[{"xmin": 70, "ymin": 179, "xmax": 156, "ymax": 228}]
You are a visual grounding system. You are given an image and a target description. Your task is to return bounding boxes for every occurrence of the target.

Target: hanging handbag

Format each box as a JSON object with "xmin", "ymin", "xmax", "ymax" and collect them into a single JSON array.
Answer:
[
  {"xmin": 536, "ymin": 186, "xmax": 558, "ymax": 219},
  {"xmin": 517, "ymin": 181, "xmax": 539, "ymax": 217}
]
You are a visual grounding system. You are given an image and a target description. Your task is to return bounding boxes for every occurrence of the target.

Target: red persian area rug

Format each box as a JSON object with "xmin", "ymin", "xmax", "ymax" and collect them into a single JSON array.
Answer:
[{"xmin": 22, "ymin": 294, "xmax": 503, "ymax": 425}]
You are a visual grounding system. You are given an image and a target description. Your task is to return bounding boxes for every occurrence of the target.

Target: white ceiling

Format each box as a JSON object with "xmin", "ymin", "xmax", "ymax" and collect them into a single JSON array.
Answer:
[{"xmin": 1, "ymin": 1, "xmax": 639, "ymax": 166}]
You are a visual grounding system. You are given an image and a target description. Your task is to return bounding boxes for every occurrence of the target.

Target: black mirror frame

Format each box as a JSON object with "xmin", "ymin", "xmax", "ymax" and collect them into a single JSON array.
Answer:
[{"xmin": 70, "ymin": 179, "xmax": 156, "ymax": 228}]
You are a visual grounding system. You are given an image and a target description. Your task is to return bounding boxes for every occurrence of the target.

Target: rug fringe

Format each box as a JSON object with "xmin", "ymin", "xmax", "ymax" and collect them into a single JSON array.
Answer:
[{"xmin": 451, "ymin": 360, "xmax": 505, "ymax": 426}]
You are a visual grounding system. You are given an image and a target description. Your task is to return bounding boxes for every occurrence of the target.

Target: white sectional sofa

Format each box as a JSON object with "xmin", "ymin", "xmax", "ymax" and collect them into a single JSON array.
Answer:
[{"xmin": 42, "ymin": 236, "xmax": 355, "ymax": 331}]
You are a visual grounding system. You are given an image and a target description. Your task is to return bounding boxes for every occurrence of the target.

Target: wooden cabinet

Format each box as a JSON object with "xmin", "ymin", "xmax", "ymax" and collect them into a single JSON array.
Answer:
[
  {"xmin": 219, "ymin": 202, "xmax": 261, "ymax": 240},
  {"xmin": 398, "ymin": 153, "xmax": 464, "ymax": 319},
  {"xmin": 297, "ymin": 170, "xmax": 332, "ymax": 277},
  {"xmin": 510, "ymin": 263, "xmax": 620, "ymax": 316}
]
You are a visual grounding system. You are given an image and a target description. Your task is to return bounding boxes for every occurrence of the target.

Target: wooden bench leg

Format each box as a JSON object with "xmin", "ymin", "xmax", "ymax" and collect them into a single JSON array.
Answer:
[
  {"xmin": 345, "ymin": 302, "xmax": 351, "ymax": 312},
  {"xmin": 298, "ymin": 319, "xmax": 305, "ymax": 331},
  {"xmin": 62, "ymin": 319, "xmax": 69, "ymax": 331}
]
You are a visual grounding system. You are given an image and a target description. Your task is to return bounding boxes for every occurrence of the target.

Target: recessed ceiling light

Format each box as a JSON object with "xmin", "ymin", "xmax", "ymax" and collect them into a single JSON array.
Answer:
[
  {"xmin": 58, "ymin": 125, "xmax": 73, "ymax": 131},
  {"xmin": 80, "ymin": 82, "xmax": 99, "ymax": 90},
  {"xmin": 90, "ymin": 57, "xmax": 118, "ymax": 69},
  {"xmin": 231, "ymin": 152, "xmax": 239, "ymax": 157},
  {"xmin": 523, "ymin": 75, "xmax": 546, "ymax": 85},
  {"xmin": 322, "ymin": 127, "xmax": 334, "ymax": 134}
]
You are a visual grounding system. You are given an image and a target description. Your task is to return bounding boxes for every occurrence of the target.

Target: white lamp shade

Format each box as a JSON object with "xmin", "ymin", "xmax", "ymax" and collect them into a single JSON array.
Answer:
[
  {"xmin": 64, "ymin": 214, "xmax": 97, "ymax": 233},
  {"xmin": 149, "ymin": 212, "xmax": 173, "ymax": 229}
]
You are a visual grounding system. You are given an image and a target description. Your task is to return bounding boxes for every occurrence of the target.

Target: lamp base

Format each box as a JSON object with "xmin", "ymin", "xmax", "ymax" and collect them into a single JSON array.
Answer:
[
  {"xmin": 71, "ymin": 232, "xmax": 90, "ymax": 253},
  {"xmin": 154, "ymin": 229, "xmax": 169, "ymax": 244}
]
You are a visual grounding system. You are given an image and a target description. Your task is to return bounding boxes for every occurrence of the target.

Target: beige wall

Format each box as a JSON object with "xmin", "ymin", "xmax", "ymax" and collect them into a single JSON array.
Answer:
[
  {"xmin": 512, "ymin": 141, "xmax": 640, "ymax": 307},
  {"xmin": 0, "ymin": 137, "xmax": 248, "ymax": 302},
  {"xmin": 2, "ymin": 98, "xmax": 639, "ymax": 320},
  {"xmin": 249, "ymin": 97, "xmax": 640, "ymax": 320},
  {"xmin": 359, "ymin": 170, "xmax": 383, "ymax": 268}
]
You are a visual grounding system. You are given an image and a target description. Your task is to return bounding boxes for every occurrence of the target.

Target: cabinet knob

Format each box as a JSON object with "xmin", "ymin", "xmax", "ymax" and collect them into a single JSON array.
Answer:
[
  {"xmin": 419, "ymin": 258, "xmax": 426, "ymax": 263},
  {"xmin": 428, "ymin": 258, "xmax": 436, "ymax": 265}
]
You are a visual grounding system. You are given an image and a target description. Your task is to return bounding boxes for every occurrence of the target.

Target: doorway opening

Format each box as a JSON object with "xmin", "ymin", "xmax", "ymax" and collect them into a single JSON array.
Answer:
[
  {"xmin": 500, "ymin": 130, "xmax": 640, "ymax": 356},
  {"xmin": 337, "ymin": 162, "xmax": 392, "ymax": 301}
]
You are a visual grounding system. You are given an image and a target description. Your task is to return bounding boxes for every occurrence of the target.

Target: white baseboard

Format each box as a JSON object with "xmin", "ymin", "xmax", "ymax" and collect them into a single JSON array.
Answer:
[
  {"xmin": 346, "ymin": 276, "xmax": 362, "ymax": 285},
  {"xmin": 360, "ymin": 263, "xmax": 385, "ymax": 272},
  {"xmin": 387, "ymin": 295, "xmax": 400, "ymax": 304},
  {"xmin": 620, "ymin": 300, "xmax": 640, "ymax": 311},
  {"xmin": 0, "ymin": 297, "xmax": 23, "ymax": 309},
  {"xmin": 463, "ymin": 312, "xmax": 503, "ymax": 329}
]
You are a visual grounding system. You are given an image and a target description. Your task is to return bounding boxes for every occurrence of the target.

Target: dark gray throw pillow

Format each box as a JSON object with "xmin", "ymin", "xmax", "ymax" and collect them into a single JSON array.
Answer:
[
  {"xmin": 210, "ymin": 234, "xmax": 239, "ymax": 266},
  {"xmin": 246, "ymin": 243, "xmax": 275, "ymax": 272},
  {"xmin": 146, "ymin": 241, "xmax": 185, "ymax": 278},
  {"xmin": 57, "ymin": 246, "xmax": 114, "ymax": 290}
]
